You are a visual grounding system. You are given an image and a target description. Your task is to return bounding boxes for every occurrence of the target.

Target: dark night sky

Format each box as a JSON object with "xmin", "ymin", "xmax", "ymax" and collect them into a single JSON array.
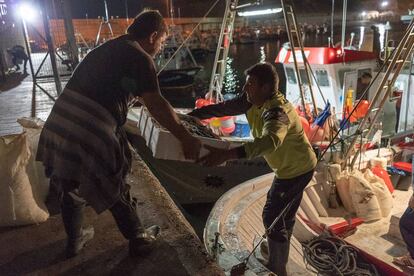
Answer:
[
  {"xmin": 67, "ymin": 0, "xmax": 412, "ymax": 19},
  {"xmin": 68, "ymin": 0, "xmax": 227, "ymax": 19}
]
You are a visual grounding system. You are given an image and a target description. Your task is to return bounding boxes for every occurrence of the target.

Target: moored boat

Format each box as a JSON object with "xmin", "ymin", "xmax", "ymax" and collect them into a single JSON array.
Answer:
[
  {"xmin": 204, "ymin": 146, "xmax": 414, "ymax": 275},
  {"xmin": 126, "ymin": 107, "xmax": 272, "ymax": 205}
]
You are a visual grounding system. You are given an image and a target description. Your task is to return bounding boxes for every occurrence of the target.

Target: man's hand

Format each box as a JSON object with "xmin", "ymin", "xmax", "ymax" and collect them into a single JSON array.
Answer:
[
  {"xmin": 181, "ymin": 135, "xmax": 202, "ymax": 161},
  {"xmin": 141, "ymin": 92, "xmax": 202, "ymax": 161},
  {"xmin": 198, "ymin": 145, "xmax": 234, "ymax": 166},
  {"xmin": 409, "ymin": 195, "xmax": 414, "ymax": 209}
]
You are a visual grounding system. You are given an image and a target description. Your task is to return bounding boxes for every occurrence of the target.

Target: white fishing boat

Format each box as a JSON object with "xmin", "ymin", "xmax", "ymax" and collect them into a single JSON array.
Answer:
[
  {"xmin": 204, "ymin": 145, "xmax": 413, "ymax": 275},
  {"xmin": 202, "ymin": 1, "xmax": 414, "ymax": 275},
  {"xmin": 126, "ymin": 107, "xmax": 271, "ymax": 205}
]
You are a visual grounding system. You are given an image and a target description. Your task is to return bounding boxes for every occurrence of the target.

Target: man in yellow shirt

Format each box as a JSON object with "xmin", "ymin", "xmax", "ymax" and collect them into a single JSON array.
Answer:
[{"xmin": 189, "ymin": 62, "xmax": 317, "ymax": 275}]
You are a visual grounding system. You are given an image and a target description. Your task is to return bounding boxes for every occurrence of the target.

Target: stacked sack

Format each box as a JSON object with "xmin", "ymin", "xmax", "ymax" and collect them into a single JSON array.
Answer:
[
  {"xmin": 335, "ymin": 167, "xmax": 393, "ymax": 222},
  {"xmin": 0, "ymin": 118, "xmax": 49, "ymax": 226}
]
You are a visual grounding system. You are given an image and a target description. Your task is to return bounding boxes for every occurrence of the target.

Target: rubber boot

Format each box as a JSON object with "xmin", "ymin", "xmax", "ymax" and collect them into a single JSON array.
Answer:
[
  {"xmin": 267, "ymin": 237, "xmax": 290, "ymax": 276},
  {"xmin": 66, "ymin": 226, "xmax": 95, "ymax": 258},
  {"xmin": 129, "ymin": 225, "xmax": 161, "ymax": 257}
]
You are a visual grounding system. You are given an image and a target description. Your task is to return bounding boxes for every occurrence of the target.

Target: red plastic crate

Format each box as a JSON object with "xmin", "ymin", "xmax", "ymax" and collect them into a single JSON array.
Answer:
[{"xmin": 393, "ymin": 162, "xmax": 412, "ymax": 173}]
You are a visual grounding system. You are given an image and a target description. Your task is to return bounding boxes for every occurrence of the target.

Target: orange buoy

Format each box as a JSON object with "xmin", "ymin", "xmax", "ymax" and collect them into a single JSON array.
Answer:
[
  {"xmin": 355, "ymin": 100, "xmax": 369, "ymax": 118},
  {"xmin": 308, "ymin": 125, "xmax": 325, "ymax": 143}
]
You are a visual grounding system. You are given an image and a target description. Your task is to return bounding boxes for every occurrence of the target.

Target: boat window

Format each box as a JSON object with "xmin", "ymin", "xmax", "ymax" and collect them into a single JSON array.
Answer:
[
  {"xmin": 357, "ymin": 68, "xmax": 372, "ymax": 78},
  {"xmin": 285, "ymin": 67, "xmax": 297, "ymax": 84},
  {"xmin": 337, "ymin": 69, "xmax": 353, "ymax": 88},
  {"xmin": 315, "ymin": 69, "xmax": 330, "ymax": 87},
  {"xmin": 299, "ymin": 69, "xmax": 311, "ymax": 85}
]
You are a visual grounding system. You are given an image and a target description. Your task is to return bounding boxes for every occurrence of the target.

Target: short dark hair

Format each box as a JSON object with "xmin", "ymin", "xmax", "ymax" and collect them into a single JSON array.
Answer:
[
  {"xmin": 361, "ymin": 72, "xmax": 372, "ymax": 79},
  {"xmin": 127, "ymin": 10, "xmax": 168, "ymax": 39},
  {"xmin": 244, "ymin": 62, "xmax": 279, "ymax": 91}
]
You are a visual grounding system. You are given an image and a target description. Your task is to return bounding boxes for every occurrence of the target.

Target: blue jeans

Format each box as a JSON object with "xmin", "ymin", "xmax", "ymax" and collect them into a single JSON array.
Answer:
[{"xmin": 400, "ymin": 207, "xmax": 414, "ymax": 258}]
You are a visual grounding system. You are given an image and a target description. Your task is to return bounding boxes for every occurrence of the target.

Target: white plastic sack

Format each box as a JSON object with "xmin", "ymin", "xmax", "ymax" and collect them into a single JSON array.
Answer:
[
  {"xmin": 336, "ymin": 171, "xmax": 356, "ymax": 213},
  {"xmin": 0, "ymin": 133, "xmax": 49, "ymax": 226},
  {"xmin": 17, "ymin": 117, "xmax": 49, "ymax": 202},
  {"xmin": 305, "ymin": 179, "xmax": 329, "ymax": 217},
  {"xmin": 364, "ymin": 169, "xmax": 393, "ymax": 217},
  {"xmin": 349, "ymin": 170, "xmax": 382, "ymax": 222}
]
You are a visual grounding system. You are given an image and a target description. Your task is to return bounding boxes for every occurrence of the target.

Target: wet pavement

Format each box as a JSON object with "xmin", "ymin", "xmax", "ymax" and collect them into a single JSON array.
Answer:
[{"xmin": 0, "ymin": 73, "xmax": 55, "ymax": 136}]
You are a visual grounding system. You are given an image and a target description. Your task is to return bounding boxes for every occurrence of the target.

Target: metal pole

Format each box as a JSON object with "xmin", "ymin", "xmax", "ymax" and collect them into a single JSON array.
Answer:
[
  {"xmin": 60, "ymin": 0, "xmax": 79, "ymax": 67},
  {"xmin": 281, "ymin": 0, "xmax": 307, "ymax": 115},
  {"xmin": 331, "ymin": 0, "xmax": 334, "ymax": 47},
  {"xmin": 41, "ymin": 0, "xmax": 62, "ymax": 95},
  {"xmin": 104, "ymin": 0, "xmax": 109, "ymax": 22},
  {"xmin": 404, "ymin": 53, "xmax": 413, "ymax": 131},
  {"xmin": 341, "ymin": 0, "xmax": 347, "ymax": 49},
  {"xmin": 125, "ymin": 0, "xmax": 129, "ymax": 22},
  {"xmin": 170, "ymin": 0, "xmax": 175, "ymax": 25}
]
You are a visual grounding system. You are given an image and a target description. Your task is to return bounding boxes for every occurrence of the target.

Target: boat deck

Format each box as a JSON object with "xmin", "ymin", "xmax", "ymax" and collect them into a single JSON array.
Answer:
[
  {"xmin": 345, "ymin": 188, "xmax": 414, "ymax": 275},
  {"xmin": 205, "ymin": 174, "xmax": 313, "ymax": 275}
]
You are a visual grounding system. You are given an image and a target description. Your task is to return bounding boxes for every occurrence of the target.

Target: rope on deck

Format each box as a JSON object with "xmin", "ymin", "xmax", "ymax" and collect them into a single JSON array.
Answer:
[{"xmin": 302, "ymin": 232, "xmax": 380, "ymax": 276}]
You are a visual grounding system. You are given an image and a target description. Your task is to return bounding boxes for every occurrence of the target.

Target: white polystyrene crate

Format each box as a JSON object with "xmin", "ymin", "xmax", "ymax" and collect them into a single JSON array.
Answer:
[
  {"xmin": 140, "ymin": 113, "xmax": 229, "ymax": 161},
  {"xmin": 144, "ymin": 118, "xmax": 156, "ymax": 147},
  {"xmin": 135, "ymin": 107, "xmax": 148, "ymax": 137},
  {"xmin": 149, "ymin": 129, "xmax": 231, "ymax": 161}
]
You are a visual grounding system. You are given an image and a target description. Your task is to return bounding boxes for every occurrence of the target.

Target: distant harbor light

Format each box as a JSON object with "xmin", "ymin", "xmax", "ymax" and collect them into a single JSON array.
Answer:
[{"xmin": 238, "ymin": 8, "xmax": 282, "ymax": 17}]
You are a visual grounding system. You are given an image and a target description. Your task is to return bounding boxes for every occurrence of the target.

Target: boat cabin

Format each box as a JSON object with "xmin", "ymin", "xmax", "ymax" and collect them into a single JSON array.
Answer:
[
  {"xmin": 276, "ymin": 46, "xmax": 414, "ymax": 134},
  {"xmin": 275, "ymin": 46, "xmax": 377, "ymax": 116}
]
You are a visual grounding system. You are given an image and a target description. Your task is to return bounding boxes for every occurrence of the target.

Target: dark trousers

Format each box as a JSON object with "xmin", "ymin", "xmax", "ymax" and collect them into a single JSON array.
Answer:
[
  {"xmin": 400, "ymin": 207, "xmax": 414, "ymax": 259},
  {"xmin": 262, "ymin": 169, "xmax": 314, "ymax": 275},
  {"xmin": 56, "ymin": 178, "xmax": 144, "ymax": 241}
]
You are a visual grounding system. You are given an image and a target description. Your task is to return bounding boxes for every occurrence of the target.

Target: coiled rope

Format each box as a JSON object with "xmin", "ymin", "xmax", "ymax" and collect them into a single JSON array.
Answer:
[{"xmin": 302, "ymin": 232, "xmax": 380, "ymax": 276}]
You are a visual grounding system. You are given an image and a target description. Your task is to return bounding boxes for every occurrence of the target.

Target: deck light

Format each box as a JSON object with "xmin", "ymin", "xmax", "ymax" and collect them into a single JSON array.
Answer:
[
  {"xmin": 238, "ymin": 8, "xmax": 282, "ymax": 17},
  {"xmin": 381, "ymin": 1, "xmax": 388, "ymax": 8}
]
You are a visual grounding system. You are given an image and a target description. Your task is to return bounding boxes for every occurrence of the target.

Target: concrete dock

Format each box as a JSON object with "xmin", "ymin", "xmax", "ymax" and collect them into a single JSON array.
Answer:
[{"xmin": 0, "ymin": 76, "xmax": 224, "ymax": 275}]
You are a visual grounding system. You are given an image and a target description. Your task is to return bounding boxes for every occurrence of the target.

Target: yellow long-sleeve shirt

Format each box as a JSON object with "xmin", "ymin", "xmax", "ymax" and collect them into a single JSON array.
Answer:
[
  {"xmin": 188, "ymin": 91, "xmax": 317, "ymax": 179},
  {"xmin": 243, "ymin": 92, "xmax": 316, "ymax": 179}
]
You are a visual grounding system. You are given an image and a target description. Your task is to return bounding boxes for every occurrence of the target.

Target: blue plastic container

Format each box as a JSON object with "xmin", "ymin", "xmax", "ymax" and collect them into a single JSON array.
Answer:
[{"xmin": 232, "ymin": 122, "xmax": 250, "ymax": 137}]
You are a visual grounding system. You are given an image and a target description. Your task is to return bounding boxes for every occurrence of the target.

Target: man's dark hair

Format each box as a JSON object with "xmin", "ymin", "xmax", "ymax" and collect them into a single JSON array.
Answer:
[
  {"xmin": 244, "ymin": 62, "xmax": 279, "ymax": 91},
  {"xmin": 127, "ymin": 10, "xmax": 167, "ymax": 39},
  {"xmin": 361, "ymin": 72, "xmax": 372, "ymax": 79}
]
